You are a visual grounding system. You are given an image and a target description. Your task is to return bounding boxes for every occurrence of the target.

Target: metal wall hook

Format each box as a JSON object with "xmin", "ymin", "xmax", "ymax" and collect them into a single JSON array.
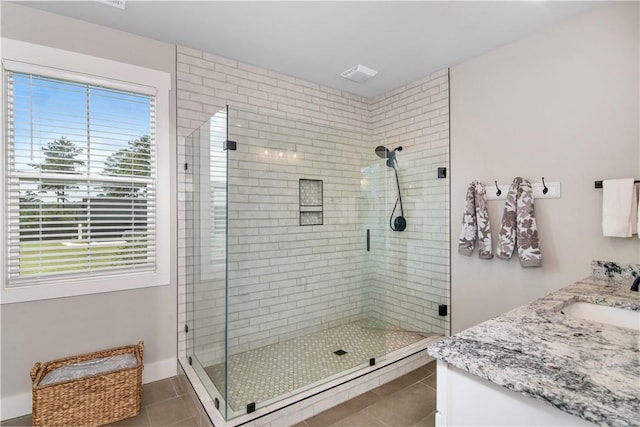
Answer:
[
  {"xmin": 494, "ymin": 181, "xmax": 502, "ymax": 197},
  {"xmin": 542, "ymin": 177, "xmax": 549, "ymax": 195}
]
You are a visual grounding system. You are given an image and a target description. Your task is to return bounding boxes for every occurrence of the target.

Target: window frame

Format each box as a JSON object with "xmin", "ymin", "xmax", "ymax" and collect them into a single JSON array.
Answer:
[{"xmin": 1, "ymin": 38, "xmax": 171, "ymax": 304}]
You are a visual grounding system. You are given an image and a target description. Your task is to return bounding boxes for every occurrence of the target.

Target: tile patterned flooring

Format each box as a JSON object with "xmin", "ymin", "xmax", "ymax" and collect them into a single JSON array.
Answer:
[
  {"xmin": 1, "ymin": 361, "xmax": 437, "ymax": 427},
  {"xmin": 295, "ymin": 361, "xmax": 437, "ymax": 427},
  {"xmin": 203, "ymin": 319, "xmax": 431, "ymax": 412}
]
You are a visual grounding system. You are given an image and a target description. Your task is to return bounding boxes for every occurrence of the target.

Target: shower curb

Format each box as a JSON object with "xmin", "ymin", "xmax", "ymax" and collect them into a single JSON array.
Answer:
[{"xmin": 181, "ymin": 336, "xmax": 441, "ymax": 427}]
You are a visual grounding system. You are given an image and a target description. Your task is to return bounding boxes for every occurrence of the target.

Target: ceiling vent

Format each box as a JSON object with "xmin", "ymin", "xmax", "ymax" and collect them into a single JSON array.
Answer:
[
  {"xmin": 96, "ymin": 0, "xmax": 126, "ymax": 9},
  {"xmin": 340, "ymin": 65, "xmax": 378, "ymax": 83}
]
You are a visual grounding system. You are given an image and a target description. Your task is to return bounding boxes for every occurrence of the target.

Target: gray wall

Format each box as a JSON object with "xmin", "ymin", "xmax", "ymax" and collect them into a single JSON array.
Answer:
[
  {"xmin": 450, "ymin": 2, "xmax": 640, "ymax": 333},
  {"xmin": 0, "ymin": 3, "xmax": 177, "ymax": 417}
]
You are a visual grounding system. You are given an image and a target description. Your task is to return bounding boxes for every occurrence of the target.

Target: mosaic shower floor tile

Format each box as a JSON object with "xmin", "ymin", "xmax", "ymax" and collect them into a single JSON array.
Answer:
[{"xmin": 202, "ymin": 319, "xmax": 431, "ymax": 412}]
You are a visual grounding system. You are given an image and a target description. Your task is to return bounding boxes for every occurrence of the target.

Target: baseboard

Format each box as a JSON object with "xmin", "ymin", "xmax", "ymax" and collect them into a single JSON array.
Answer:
[
  {"xmin": 143, "ymin": 357, "xmax": 177, "ymax": 384},
  {"xmin": 0, "ymin": 357, "xmax": 177, "ymax": 421},
  {"xmin": 0, "ymin": 392, "xmax": 31, "ymax": 422}
]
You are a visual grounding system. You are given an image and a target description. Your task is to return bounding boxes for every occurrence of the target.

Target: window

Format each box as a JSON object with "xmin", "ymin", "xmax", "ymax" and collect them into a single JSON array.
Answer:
[{"xmin": 1, "ymin": 40, "xmax": 171, "ymax": 303}]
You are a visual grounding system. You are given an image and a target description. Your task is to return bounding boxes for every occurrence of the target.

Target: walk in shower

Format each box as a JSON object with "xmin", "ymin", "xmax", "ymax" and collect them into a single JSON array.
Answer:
[{"xmin": 183, "ymin": 106, "xmax": 449, "ymax": 421}]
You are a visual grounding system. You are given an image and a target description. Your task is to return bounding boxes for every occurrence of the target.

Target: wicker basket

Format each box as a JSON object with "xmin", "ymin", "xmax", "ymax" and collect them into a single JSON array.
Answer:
[{"xmin": 31, "ymin": 341, "xmax": 144, "ymax": 426}]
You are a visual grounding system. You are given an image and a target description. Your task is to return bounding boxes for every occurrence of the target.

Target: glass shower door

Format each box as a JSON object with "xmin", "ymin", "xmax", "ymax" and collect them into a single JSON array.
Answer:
[{"xmin": 185, "ymin": 106, "xmax": 230, "ymax": 419}]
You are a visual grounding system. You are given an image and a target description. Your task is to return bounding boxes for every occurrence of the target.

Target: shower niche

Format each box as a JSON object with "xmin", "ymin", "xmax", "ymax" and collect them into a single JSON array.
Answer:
[
  {"xmin": 182, "ymin": 106, "xmax": 448, "ymax": 423},
  {"xmin": 299, "ymin": 179, "xmax": 323, "ymax": 226}
]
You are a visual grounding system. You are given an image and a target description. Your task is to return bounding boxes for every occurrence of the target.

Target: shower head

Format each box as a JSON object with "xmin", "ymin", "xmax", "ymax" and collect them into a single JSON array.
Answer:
[
  {"xmin": 375, "ymin": 145, "xmax": 402, "ymax": 159},
  {"xmin": 375, "ymin": 145, "xmax": 402, "ymax": 168},
  {"xmin": 375, "ymin": 146, "xmax": 391, "ymax": 159}
]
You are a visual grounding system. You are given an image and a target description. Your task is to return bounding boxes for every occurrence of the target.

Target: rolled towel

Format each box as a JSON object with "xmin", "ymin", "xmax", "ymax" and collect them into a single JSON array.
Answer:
[
  {"xmin": 602, "ymin": 179, "xmax": 635, "ymax": 237},
  {"xmin": 40, "ymin": 353, "xmax": 137, "ymax": 386},
  {"xmin": 496, "ymin": 177, "xmax": 541, "ymax": 268},
  {"xmin": 458, "ymin": 181, "xmax": 492, "ymax": 259}
]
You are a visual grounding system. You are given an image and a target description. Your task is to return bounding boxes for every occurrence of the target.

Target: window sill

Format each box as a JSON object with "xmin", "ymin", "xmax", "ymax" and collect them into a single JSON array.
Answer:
[{"xmin": 0, "ymin": 271, "xmax": 170, "ymax": 304}]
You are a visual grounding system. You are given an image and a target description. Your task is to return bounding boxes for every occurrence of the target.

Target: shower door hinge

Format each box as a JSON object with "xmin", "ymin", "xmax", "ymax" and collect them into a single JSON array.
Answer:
[
  {"xmin": 369, "ymin": 358, "xmax": 375, "ymax": 366},
  {"xmin": 438, "ymin": 304, "xmax": 448, "ymax": 316},
  {"xmin": 247, "ymin": 402, "xmax": 256, "ymax": 413},
  {"xmin": 184, "ymin": 162, "xmax": 188, "ymax": 171},
  {"xmin": 184, "ymin": 324, "xmax": 189, "ymax": 333},
  {"xmin": 188, "ymin": 356, "xmax": 192, "ymax": 366},
  {"xmin": 224, "ymin": 140, "xmax": 237, "ymax": 150},
  {"xmin": 437, "ymin": 167, "xmax": 447, "ymax": 179}
]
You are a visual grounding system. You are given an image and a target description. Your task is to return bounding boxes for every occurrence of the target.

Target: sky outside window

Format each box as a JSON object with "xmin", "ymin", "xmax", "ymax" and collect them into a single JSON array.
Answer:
[{"xmin": 12, "ymin": 73, "xmax": 151, "ymax": 176}]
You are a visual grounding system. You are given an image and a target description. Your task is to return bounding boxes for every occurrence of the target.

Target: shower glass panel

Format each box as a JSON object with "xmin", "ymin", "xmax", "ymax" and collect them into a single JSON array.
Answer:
[
  {"xmin": 185, "ymin": 106, "xmax": 445, "ymax": 421},
  {"xmin": 363, "ymin": 141, "xmax": 448, "ymax": 337},
  {"xmin": 185, "ymin": 107, "xmax": 230, "ymax": 419}
]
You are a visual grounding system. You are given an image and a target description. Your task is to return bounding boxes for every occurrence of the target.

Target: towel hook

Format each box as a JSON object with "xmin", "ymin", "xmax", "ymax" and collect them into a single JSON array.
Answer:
[
  {"xmin": 494, "ymin": 181, "xmax": 502, "ymax": 197},
  {"xmin": 542, "ymin": 177, "xmax": 549, "ymax": 195}
]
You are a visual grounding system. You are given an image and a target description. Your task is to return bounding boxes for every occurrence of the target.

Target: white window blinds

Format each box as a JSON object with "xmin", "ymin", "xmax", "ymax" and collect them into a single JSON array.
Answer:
[{"xmin": 5, "ymin": 70, "xmax": 157, "ymax": 285}]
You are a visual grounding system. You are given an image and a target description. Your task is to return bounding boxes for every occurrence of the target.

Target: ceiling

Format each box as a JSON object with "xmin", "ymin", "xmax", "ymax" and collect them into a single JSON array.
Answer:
[{"xmin": 15, "ymin": 1, "xmax": 604, "ymax": 98}]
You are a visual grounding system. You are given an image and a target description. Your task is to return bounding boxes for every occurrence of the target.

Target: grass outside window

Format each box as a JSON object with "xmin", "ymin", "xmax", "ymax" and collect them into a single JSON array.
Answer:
[{"xmin": 18, "ymin": 241, "xmax": 148, "ymax": 276}]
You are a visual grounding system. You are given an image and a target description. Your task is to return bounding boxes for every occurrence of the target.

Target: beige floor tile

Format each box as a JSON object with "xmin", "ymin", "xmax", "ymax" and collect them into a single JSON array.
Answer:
[
  {"xmin": 106, "ymin": 407, "xmax": 151, "ymax": 427},
  {"xmin": 305, "ymin": 391, "xmax": 379, "ymax": 427},
  {"xmin": 201, "ymin": 413, "xmax": 214, "ymax": 427},
  {"xmin": 405, "ymin": 366, "xmax": 433, "ymax": 383},
  {"xmin": 421, "ymin": 372, "xmax": 436, "ymax": 390},
  {"xmin": 411, "ymin": 410, "xmax": 436, "ymax": 427},
  {"xmin": 143, "ymin": 378, "xmax": 178, "ymax": 406},
  {"xmin": 424, "ymin": 360, "xmax": 436, "ymax": 374},
  {"xmin": 305, "ymin": 409, "xmax": 350, "ymax": 427},
  {"xmin": 329, "ymin": 410, "xmax": 387, "ymax": 427},
  {"xmin": 147, "ymin": 395, "xmax": 198, "ymax": 426},
  {"xmin": 172, "ymin": 374, "xmax": 193, "ymax": 397},
  {"xmin": 372, "ymin": 366, "xmax": 430, "ymax": 398},
  {"xmin": 0, "ymin": 415, "xmax": 31, "ymax": 426},
  {"xmin": 173, "ymin": 373, "xmax": 212, "ymax": 426},
  {"xmin": 290, "ymin": 422, "xmax": 309, "ymax": 427},
  {"xmin": 167, "ymin": 415, "xmax": 200, "ymax": 426},
  {"xmin": 342, "ymin": 391, "xmax": 380, "ymax": 411},
  {"xmin": 190, "ymin": 400, "xmax": 213, "ymax": 427},
  {"xmin": 364, "ymin": 382, "xmax": 436, "ymax": 427}
]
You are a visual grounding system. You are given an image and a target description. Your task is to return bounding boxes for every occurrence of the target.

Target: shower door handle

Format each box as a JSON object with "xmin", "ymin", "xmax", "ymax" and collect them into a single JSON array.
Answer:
[{"xmin": 366, "ymin": 229, "xmax": 370, "ymax": 252}]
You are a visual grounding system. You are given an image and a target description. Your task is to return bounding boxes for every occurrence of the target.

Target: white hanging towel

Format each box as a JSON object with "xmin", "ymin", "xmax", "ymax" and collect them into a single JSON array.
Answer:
[
  {"xmin": 633, "ymin": 182, "xmax": 639, "ymax": 237},
  {"xmin": 602, "ymin": 179, "xmax": 635, "ymax": 237},
  {"xmin": 636, "ymin": 183, "xmax": 640, "ymax": 238}
]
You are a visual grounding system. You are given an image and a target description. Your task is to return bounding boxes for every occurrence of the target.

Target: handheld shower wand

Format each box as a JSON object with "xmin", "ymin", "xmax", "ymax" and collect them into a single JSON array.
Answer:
[{"xmin": 374, "ymin": 146, "xmax": 406, "ymax": 232}]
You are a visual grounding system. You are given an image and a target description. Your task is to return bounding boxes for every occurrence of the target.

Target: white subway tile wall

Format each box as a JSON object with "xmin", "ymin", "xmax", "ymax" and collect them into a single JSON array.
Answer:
[
  {"xmin": 366, "ymin": 70, "xmax": 450, "ymax": 335},
  {"xmin": 176, "ymin": 45, "xmax": 450, "ymax": 370}
]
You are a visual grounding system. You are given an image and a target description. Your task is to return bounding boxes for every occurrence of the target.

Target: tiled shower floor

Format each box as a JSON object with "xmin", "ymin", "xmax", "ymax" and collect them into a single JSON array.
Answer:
[{"xmin": 203, "ymin": 319, "xmax": 433, "ymax": 412}]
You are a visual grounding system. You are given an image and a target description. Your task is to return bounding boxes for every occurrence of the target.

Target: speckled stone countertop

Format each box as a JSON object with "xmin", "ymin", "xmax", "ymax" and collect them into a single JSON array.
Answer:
[{"xmin": 428, "ymin": 270, "xmax": 640, "ymax": 427}]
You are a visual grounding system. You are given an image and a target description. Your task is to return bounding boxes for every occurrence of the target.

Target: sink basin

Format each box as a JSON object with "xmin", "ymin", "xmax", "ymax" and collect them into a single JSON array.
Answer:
[{"xmin": 561, "ymin": 302, "xmax": 639, "ymax": 330}]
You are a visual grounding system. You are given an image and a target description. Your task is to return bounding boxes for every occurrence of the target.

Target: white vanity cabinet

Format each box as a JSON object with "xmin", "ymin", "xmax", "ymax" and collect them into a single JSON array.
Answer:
[{"xmin": 435, "ymin": 361, "xmax": 595, "ymax": 427}]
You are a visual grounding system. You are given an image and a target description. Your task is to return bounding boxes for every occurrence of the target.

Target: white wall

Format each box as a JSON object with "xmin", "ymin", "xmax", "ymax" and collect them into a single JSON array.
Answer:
[
  {"xmin": 450, "ymin": 2, "xmax": 640, "ymax": 333},
  {"xmin": 0, "ymin": 3, "xmax": 177, "ymax": 419}
]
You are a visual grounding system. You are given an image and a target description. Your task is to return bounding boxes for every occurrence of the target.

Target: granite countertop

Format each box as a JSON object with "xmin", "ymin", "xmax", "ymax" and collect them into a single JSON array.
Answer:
[{"xmin": 428, "ymin": 268, "xmax": 640, "ymax": 427}]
